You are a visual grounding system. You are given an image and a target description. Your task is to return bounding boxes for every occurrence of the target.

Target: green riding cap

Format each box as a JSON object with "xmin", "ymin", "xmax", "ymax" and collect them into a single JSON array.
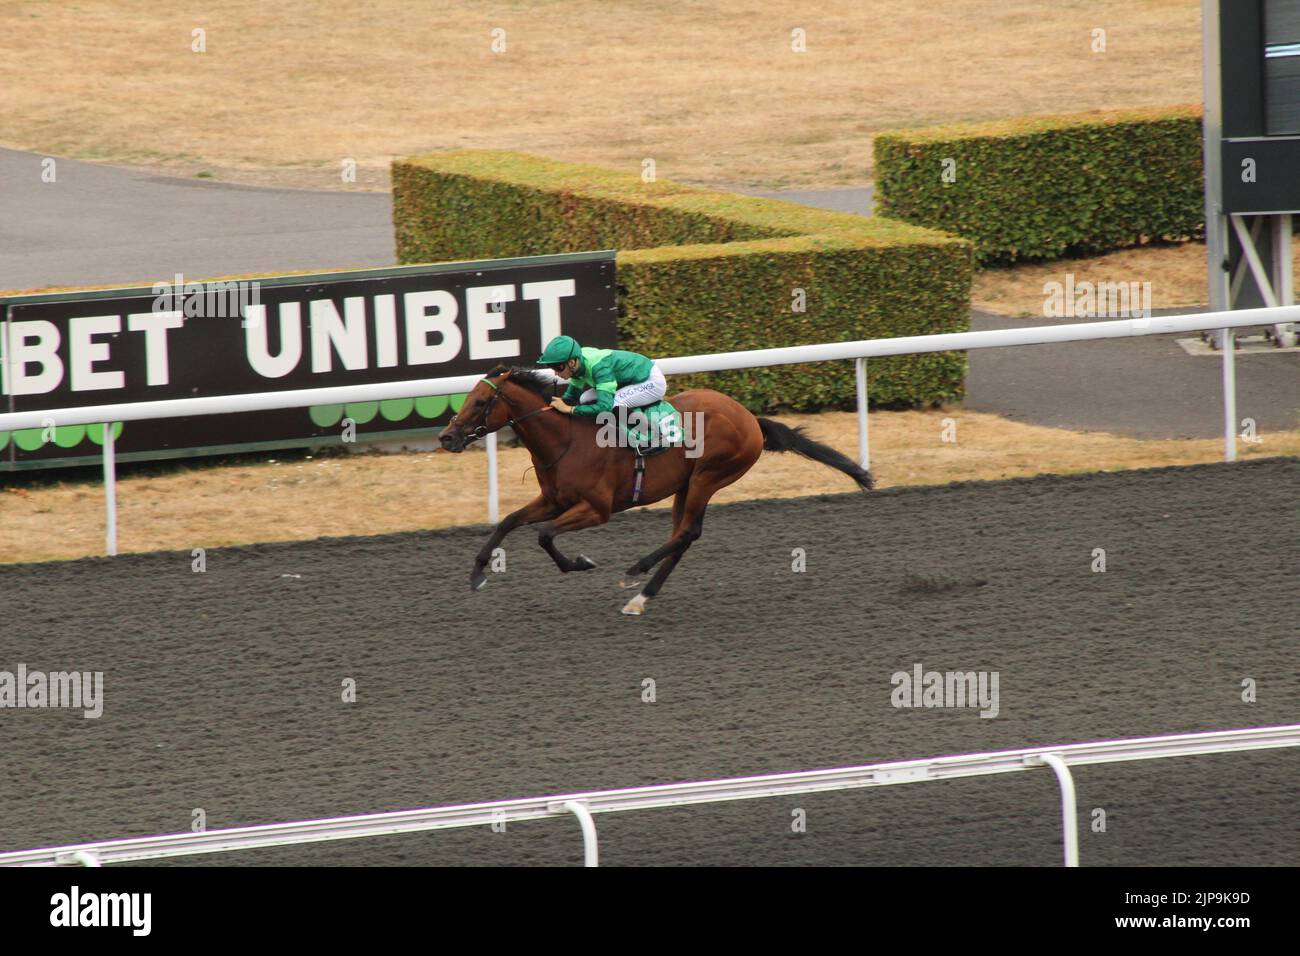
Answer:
[{"xmin": 537, "ymin": 334, "xmax": 582, "ymax": 365}]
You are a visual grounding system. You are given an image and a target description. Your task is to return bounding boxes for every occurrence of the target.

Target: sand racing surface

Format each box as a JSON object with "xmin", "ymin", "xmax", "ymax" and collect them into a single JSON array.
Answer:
[{"xmin": 2, "ymin": 458, "xmax": 1295, "ymax": 866}]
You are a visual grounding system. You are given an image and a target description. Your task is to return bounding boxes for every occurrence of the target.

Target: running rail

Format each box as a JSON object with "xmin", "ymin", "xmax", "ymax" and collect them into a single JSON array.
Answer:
[
  {"xmin": 0, "ymin": 305, "xmax": 1294, "ymax": 432},
  {"xmin": 3, "ymin": 724, "xmax": 1296, "ymax": 868},
  {"xmin": 3, "ymin": 303, "xmax": 1294, "ymax": 555}
]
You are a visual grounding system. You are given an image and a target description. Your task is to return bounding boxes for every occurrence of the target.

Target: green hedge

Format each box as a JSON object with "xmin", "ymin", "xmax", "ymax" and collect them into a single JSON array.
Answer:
[
  {"xmin": 393, "ymin": 150, "xmax": 972, "ymax": 411},
  {"xmin": 874, "ymin": 105, "xmax": 1204, "ymax": 264}
]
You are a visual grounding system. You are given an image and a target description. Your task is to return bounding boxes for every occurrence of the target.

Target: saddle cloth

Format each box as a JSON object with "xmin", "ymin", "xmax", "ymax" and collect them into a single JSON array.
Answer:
[{"xmin": 622, "ymin": 400, "xmax": 682, "ymax": 455}]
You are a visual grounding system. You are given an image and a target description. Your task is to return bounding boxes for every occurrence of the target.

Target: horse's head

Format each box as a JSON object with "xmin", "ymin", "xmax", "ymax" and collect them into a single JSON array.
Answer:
[{"xmin": 439, "ymin": 365, "xmax": 556, "ymax": 452}]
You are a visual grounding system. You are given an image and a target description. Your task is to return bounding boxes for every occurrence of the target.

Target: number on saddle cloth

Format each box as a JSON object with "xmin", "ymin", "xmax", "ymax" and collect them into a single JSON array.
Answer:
[{"xmin": 623, "ymin": 399, "xmax": 682, "ymax": 456}]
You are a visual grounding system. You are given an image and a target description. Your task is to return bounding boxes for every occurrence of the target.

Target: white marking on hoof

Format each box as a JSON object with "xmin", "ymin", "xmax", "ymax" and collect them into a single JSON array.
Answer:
[{"xmin": 621, "ymin": 593, "xmax": 648, "ymax": 616}]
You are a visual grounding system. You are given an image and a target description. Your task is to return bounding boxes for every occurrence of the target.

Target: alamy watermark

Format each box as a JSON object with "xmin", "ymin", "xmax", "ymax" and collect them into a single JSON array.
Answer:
[
  {"xmin": 50, "ymin": 886, "xmax": 150, "ymax": 935},
  {"xmin": 891, "ymin": 663, "xmax": 999, "ymax": 718},
  {"xmin": 151, "ymin": 273, "xmax": 262, "ymax": 321},
  {"xmin": 1043, "ymin": 274, "xmax": 1151, "ymax": 320},
  {"xmin": 593, "ymin": 407, "xmax": 704, "ymax": 457},
  {"xmin": 0, "ymin": 664, "xmax": 104, "ymax": 718}
]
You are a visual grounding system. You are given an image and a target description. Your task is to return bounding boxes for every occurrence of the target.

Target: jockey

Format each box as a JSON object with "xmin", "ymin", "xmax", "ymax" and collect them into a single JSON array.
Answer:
[{"xmin": 537, "ymin": 335, "xmax": 667, "ymax": 419}]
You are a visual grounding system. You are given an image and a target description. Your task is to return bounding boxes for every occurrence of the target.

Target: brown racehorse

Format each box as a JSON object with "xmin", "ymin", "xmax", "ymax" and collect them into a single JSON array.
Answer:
[{"xmin": 439, "ymin": 365, "xmax": 872, "ymax": 615}]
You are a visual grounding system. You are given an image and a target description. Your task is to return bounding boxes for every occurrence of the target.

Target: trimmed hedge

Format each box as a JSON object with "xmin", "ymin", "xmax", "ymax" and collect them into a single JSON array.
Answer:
[
  {"xmin": 874, "ymin": 105, "xmax": 1204, "ymax": 264},
  {"xmin": 393, "ymin": 150, "xmax": 973, "ymax": 411}
]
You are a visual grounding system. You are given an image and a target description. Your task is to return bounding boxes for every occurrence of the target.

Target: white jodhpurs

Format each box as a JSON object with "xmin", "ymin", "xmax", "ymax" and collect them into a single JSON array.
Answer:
[{"xmin": 579, "ymin": 363, "xmax": 667, "ymax": 409}]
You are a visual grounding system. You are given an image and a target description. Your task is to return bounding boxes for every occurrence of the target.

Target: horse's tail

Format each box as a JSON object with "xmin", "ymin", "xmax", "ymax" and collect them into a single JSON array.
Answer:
[{"xmin": 756, "ymin": 418, "xmax": 873, "ymax": 491}]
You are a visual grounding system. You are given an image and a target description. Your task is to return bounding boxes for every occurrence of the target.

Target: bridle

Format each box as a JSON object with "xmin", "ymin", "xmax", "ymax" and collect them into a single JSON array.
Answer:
[
  {"xmin": 465, "ymin": 376, "xmax": 547, "ymax": 439},
  {"xmin": 464, "ymin": 374, "xmax": 575, "ymax": 470}
]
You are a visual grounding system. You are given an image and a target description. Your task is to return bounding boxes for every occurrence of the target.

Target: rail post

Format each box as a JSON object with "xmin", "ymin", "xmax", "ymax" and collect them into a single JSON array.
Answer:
[
  {"xmin": 559, "ymin": 800, "xmax": 599, "ymax": 867},
  {"xmin": 1027, "ymin": 753, "xmax": 1079, "ymax": 867},
  {"xmin": 1222, "ymin": 329, "xmax": 1236, "ymax": 462},
  {"xmin": 486, "ymin": 431, "xmax": 500, "ymax": 524},
  {"xmin": 855, "ymin": 357, "xmax": 869, "ymax": 470},
  {"xmin": 102, "ymin": 422, "xmax": 118, "ymax": 556}
]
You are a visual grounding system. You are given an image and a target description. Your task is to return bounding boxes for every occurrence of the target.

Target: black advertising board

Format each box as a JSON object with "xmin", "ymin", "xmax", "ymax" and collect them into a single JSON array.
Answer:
[{"xmin": 0, "ymin": 252, "xmax": 617, "ymax": 470}]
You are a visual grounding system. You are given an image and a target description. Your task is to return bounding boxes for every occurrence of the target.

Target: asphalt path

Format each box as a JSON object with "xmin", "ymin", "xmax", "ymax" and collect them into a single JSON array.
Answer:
[
  {"xmin": 967, "ymin": 310, "xmax": 1300, "ymax": 439},
  {"xmin": 738, "ymin": 184, "xmax": 874, "ymax": 215},
  {"xmin": 0, "ymin": 148, "xmax": 393, "ymax": 290}
]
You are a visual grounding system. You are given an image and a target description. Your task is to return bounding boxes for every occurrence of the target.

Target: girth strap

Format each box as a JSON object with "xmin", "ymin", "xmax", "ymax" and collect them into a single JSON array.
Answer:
[{"xmin": 632, "ymin": 451, "xmax": 646, "ymax": 505}]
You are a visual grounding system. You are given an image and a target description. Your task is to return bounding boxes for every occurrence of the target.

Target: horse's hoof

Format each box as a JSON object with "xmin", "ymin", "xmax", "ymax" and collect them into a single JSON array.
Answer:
[
  {"xmin": 619, "ymin": 578, "xmax": 642, "ymax": 590},
  {"xmin": 621, "ymin": 594, "xmax": 648, "ymax": 616},
  {"xmin": 572, "ymin": 555, "xmax": 597, "ymax": 572},
  {"xmin": 469, "ymin": 573, "xmax": 487, "ymax": 591}
]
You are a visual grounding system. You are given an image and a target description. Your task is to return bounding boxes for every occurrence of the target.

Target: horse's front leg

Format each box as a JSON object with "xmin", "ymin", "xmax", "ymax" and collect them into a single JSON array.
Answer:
[
  {"xmin": 538, "ymin": 500, "xmax": 609, "ymax": 572},
  {"xmin": 470, "ymin": 495, "xmax": 560, "ymax": 591}
]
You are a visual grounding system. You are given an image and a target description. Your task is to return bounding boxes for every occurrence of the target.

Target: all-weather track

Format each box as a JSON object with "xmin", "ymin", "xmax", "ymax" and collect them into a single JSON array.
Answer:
[{"xmin": 1, "ymin": 458, "xmax": 1295, "ymax": 866}]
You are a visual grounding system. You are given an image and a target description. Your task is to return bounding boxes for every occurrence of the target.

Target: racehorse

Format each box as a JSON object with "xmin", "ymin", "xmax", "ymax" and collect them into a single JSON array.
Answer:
[{"xmin": 439, "ymin": 365, "xmax": 872, "ymax": 615}]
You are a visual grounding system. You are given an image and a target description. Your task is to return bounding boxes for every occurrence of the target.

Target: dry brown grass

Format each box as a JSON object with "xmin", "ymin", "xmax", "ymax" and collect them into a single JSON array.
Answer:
[
  {"xmin": 0, "ymin": 0, "xmax": 1201, "ymax": 190},
  {"xmin": 1, "ymin": 1, "xmax": 1255, "ymax": 567},
  {"xmin": 972, "ymin": 241, "xmax": 1300, "ymax": 316},
  {"xmin": 4, "ymin": 408, "xmax": 1294, "ymax": 565}
]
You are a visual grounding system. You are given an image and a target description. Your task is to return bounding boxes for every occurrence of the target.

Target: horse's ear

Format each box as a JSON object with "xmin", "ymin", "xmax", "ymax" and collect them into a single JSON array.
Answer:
[{"xmin": 484, "ymin": 364, "xmax": 511, "ymax": 379}]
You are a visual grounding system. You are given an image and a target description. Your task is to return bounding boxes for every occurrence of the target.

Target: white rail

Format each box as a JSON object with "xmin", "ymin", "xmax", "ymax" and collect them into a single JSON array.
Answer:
[
  {"xmin": 3, "ymin": 304, "xmax": 1294, "ymax": 553},
  {"xmin": 0, "ymin": 306, "xmax": 1289, "ymax": 431},
  {"xmin": 2, "ymin": 724, "xmax": 1295, "ymax": 868}
]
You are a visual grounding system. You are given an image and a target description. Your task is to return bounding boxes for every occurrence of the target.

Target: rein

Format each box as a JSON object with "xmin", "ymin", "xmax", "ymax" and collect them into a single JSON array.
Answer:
[{"xmin": 474, "ymin": 376, "xmax": 574, "ymax": 470}]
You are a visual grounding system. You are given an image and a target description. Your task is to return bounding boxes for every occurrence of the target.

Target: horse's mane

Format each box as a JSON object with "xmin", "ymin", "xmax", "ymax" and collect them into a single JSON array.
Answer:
[{"xmin": 484, "ymin": 364, "xmax": 559, "ymax": 398}]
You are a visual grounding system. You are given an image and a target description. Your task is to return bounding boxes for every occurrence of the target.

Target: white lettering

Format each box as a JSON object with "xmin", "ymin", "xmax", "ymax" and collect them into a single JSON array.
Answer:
[
  {"xmin": 244, "ymin": 302, "xmax": 303, "ymax": 378},
  {"xmin": 404, "ymin": 290, "xmax": 461, "ymax": 365},
  {"xmin": 521, "ymin": 279, "xmax": 576, "ymax": 345},
  {"xmin": 310, "ymin": 297, "xmax": 368, "ymax": 373},
  {"xmin": 374, "ymin": 293, "xmax": 398, "ymax": 368},
  {"xmin": 466, "ymin": 284, "xmax": 518, "ymax": 360},
  {"xmin": 127, "ymin": 311, "xmax": 184, "ymax": 385},
  {"xmin": 50, "ymin": 886, "xmax": 151, "ymax": 936},
  {"xmin": 4, "ymin": 320, "xmax": 64, "ymax": 395},
  {"xmin": 70, "ymin": 315, "xmax": 123, "ymax": 392}
]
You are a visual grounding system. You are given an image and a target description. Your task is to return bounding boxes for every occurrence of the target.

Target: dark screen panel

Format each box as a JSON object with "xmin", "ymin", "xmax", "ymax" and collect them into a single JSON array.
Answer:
[
  {"xmin": 1221, "ymin": 0, "xmax": 1266, "ymax": 138},
  {"xmin": 1264, "ymin": 0, "xmax": 1300, "ymax": 133}
]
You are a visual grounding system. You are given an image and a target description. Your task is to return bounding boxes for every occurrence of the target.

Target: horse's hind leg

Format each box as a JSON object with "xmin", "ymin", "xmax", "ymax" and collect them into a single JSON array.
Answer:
[
  {"xmin": 621, "ymin": 479, "xmax": 720, "ymax": 616},
  {"xmin": 623, "ymin": 489, "xmax": 690, "ymax": 581},
  {"xmin": 621, "ymin": 513, "xmax": 704, "ymax": 615},
  {"xmin": 620, "ymin": 488, "xmax": 686, "ymax": 589},
  {"xmin": 538, "ymin": 500, "xmax": 608, "ymax": 573}
]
